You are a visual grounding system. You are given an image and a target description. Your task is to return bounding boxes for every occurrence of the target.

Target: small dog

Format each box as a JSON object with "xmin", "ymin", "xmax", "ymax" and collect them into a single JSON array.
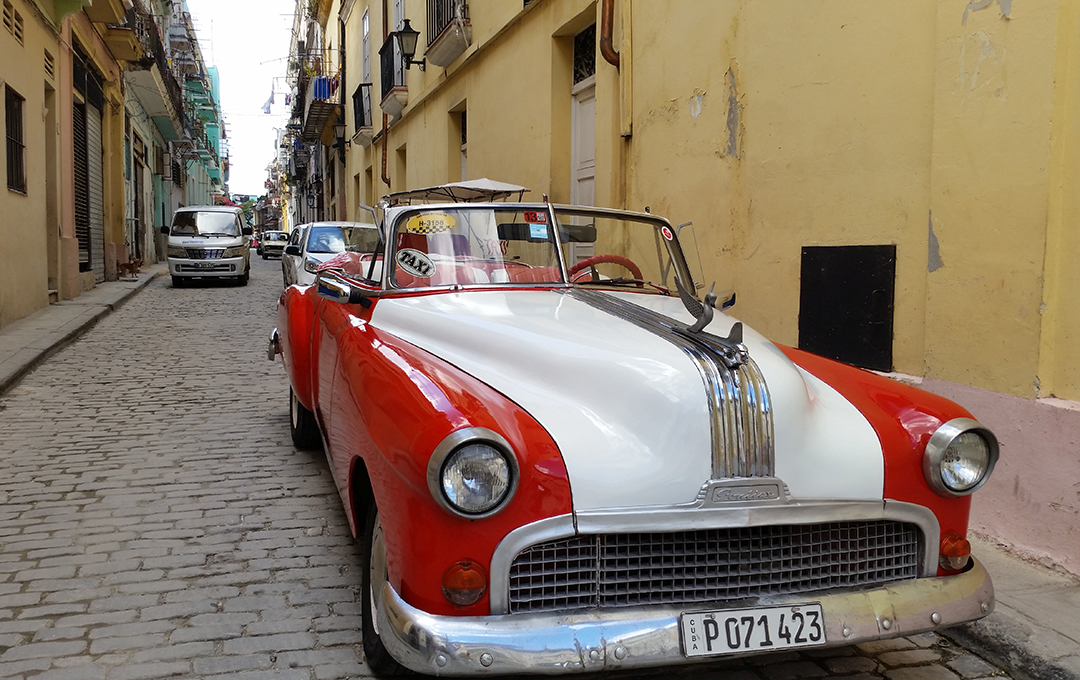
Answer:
[{"xmin": 117, "ymin": 258, "xmax": 142, "ymax": 280}]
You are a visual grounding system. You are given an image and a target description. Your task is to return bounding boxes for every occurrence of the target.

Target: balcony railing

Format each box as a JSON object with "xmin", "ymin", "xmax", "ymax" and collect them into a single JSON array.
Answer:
[
  {"xmin": 427, "ymin": 0, "xmax": 468, "ymax": 46},
  {"xmin": 125, "ymin": 5, "xmax": 185, "ymax": 123},
  {"xmin": 352, "ymin": 82, "xmax": 372, "ymax": 131},
  {"xmin": 379, "ymin": 34, "xmax": 405, "ymax": 101}
]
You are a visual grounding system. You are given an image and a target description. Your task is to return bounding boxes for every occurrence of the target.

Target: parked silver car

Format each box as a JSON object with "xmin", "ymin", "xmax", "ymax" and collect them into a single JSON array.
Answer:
[{"xmin": 282, "ymin": 221, "xmax": 380, "ymax": 287}]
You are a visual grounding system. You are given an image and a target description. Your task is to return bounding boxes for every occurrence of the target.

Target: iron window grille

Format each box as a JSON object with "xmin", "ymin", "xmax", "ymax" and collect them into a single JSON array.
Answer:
[
  {"xmin": 352, "ymin": 82, "xmax": 372, "ymax": 132},
  {"xmin": 5, "ymin": 86, "xmax": 26, "ymax": 193}
]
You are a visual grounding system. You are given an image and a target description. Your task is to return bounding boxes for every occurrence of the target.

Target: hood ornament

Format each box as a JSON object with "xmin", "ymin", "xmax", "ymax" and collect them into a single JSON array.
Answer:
[{"xmin": 674, "ymin": 277, "xmax": 747, "ymax": 367}]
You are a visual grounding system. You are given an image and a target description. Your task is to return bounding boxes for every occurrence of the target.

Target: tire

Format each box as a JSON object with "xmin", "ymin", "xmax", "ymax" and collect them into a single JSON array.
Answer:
[
  {"xmin": 262, "ymin": 253, "xmax": 268, "ymax": 260},
  {"xmin": 238, "ymin": 268, "xmax": 249, "ymax": 286},
  {"xmin": 361, "ymin": 507, "xmax": 408, "ymax": 676},
  {"xmin": 171, "ymin": 276, "xmax": 185, "ymax": 288},
  {"xmin": 289, "ymin": 388, "xmax": 322, "ymax": 450}
]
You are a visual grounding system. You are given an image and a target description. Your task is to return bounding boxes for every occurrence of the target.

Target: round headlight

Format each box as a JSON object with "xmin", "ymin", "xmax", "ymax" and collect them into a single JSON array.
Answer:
[
  {"xmin": 442, "ymin": 444, "xmax": 510, "ymax": 514},
  {"xmin": 428, "ymin": 429, "xmax": 518, "ymax": 518},
  {"xmin": 924, "ymin": 418, "xmax": 999, "ymax": 497}
]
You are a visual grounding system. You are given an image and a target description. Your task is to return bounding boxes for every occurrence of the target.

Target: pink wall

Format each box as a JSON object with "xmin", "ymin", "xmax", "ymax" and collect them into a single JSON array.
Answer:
[{"xmin": 923, "ymin": 378, "xmax": 1080, "ymax": 576}]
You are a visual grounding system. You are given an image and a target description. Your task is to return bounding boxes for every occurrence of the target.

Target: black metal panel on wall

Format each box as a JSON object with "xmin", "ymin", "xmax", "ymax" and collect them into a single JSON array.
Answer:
[{"xmin": 798, "ymin": 245, "xmax": 897, "ymax": 372}]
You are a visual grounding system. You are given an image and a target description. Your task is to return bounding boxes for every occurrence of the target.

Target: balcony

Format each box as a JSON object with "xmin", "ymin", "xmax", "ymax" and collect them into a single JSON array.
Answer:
[
  {"xmin": 351, "ymin": 82, "xmax": 373, "ymax": 147},
  {"xmin": 300, "ymin": 74, "xmax": 339, "ymax": 143},
  {"xmin": 100, "ymin": 25, "xmax": 142, "ymax": 61},
  {"xmin": 424, "ymin": 0, "xmax": 471, "ymax": 68},
  {"xmin": 379, "ymin": 36, "xmax": 407, "ymax": 117},
  {"xmin": 84, "ymin": 0, "xmax": 125, "ymax": 24},
  {"xmin": 123, "ymin": 5, "xmax": 185, "ymax": 140}
]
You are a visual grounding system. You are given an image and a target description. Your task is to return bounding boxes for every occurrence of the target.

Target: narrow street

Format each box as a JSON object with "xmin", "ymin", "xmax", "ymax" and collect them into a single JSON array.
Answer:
[{"xmin": 0, "ymin": 258, "xmax": 1014, "ymax": 679}]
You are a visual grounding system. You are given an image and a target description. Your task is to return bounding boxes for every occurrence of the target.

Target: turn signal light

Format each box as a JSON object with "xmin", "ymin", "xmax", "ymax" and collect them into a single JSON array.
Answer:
[
  {"xmin": 939, "ymin": 532, "xmax": 972, "ymax": 571},
  {"xmin": 443, "ymin": 561, "xmax": 487, "ymax": 606}
]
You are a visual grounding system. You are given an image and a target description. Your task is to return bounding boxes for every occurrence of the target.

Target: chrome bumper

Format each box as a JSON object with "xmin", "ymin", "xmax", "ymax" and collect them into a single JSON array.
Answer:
[{"xmin": 378, "ymin": 558, "xmax": 993, "ymax": 676}]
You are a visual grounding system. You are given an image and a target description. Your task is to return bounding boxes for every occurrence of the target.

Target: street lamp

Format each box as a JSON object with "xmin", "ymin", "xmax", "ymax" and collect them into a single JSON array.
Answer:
[
  {"xmin": 396, "ymin": 19, "xmax": 426, "ymax": 71},
  {"xmin": 333, "ymin": 120, "xmax": 348, "ymax": 162}
]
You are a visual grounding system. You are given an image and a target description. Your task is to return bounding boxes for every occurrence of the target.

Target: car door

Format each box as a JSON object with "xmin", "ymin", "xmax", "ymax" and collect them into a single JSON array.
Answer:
[{"xmin": 283, "ymin": 226, "xmax": 305, "ymax": 285}]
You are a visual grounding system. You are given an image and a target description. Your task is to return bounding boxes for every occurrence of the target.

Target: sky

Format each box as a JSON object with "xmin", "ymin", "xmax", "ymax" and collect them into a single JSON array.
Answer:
[{"xmin": 183, "ymin": 0, "xmax": 297, "ymax": 198}]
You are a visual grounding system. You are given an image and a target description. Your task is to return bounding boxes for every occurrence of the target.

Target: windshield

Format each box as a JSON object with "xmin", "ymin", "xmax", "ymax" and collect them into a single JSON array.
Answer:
[
  {"xmin": 306, "ymin": 224, "xmax": 380, "ymax": 254},
  {"xmin": 264, "ymin": 232, "xmax": 288, "ymax": 241},
  {"xmin": 390, "ymin": 207, "xmax": 563, "ymax": 288},
  {"xmin": 386, "ymin": 205, "xmax": 693, "ymax": 294},
  {"xmin": 553, "ymin": 208, "xmax": 689, "ymax": 294},
  {"xmin": 172, "ymin": 211, "xmax": 239, "ymax": 236}
]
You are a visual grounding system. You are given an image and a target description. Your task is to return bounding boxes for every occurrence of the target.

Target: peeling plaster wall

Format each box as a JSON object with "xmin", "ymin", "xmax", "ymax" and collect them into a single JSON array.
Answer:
[{"xmin": 925, "ymin": 3, "xmax": 1057, "ymax": 398}]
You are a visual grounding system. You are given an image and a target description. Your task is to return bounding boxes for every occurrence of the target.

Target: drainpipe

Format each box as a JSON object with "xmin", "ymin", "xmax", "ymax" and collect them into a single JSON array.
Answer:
[
  {"xmin": 381, "ymin": 114, "xmax": 390, "ymax": 188},
  {"xmin": 600, "ymin": 0, "xmax": 619, "ymax": 69}
]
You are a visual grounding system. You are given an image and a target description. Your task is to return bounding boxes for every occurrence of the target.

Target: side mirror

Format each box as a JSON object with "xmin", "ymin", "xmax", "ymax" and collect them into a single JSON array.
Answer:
[
  {"xmin": 284, "ymin": 244, "xmax": 302, "ymax": 256},
  {"xmin": 160, "ymin": 226, "xmax": 170, "ymax": 235},
  {"xmin": 315, "ymin": 272, "xmax": 375, "ymax": 308},
  {"xmin": 242, "ymin": 226, "xmax": 253, "ymax": 236}
]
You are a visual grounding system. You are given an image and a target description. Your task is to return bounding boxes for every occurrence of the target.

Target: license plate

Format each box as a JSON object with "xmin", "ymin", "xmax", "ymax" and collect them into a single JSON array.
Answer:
[
  {"xmin": 195, "ymin": 262, "xmax": 217, "ymax": 269},
  {"xmin": 681, "ymin": 603, "xmax": 825, "ymax": 657}
]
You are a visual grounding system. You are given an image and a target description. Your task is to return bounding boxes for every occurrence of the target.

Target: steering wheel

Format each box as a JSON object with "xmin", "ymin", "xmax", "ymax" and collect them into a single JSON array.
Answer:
[{"xmin": 567, "ymin": 254, "xmax": 643, "ymax": 282}]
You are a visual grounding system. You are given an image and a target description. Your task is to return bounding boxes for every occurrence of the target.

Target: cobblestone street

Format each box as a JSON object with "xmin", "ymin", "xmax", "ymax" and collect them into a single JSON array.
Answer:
[{"xmin": 0, "ymin": 257, "xmax": 1014, "ymax": 680}]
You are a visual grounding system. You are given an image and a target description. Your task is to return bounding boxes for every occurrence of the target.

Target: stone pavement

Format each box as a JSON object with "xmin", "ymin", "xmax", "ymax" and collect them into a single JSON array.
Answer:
[{"xmin": 0, "ymin": 257, "xmax": 1075, "ymax": 677}]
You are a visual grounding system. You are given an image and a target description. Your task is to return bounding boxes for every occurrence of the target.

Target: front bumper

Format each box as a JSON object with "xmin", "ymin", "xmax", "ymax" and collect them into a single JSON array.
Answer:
[
  {"xmin": 378, "ymin": 557, "xmax": 993, "ymax": 676},
  {"xmin": 170, "ymin": 257, "xmax": 246, "ymax": 278}
]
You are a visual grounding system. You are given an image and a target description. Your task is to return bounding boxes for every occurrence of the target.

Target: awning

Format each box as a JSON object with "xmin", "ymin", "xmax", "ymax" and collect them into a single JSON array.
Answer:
[{"xmin": 385, "ymin": 178, "xmax": 530, "ymax": 204}]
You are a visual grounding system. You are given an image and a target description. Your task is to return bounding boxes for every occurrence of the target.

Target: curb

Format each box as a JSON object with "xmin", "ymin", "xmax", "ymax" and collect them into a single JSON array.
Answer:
[{"xmin": 942, "ymin": 620, "xmax": 1080, "ymax": 680}]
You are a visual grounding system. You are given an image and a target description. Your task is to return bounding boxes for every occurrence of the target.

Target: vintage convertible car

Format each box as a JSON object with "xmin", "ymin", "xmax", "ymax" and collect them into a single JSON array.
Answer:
[{"xmin": 269, "ymin": 181, "xmax": 998, "ymax": 676}]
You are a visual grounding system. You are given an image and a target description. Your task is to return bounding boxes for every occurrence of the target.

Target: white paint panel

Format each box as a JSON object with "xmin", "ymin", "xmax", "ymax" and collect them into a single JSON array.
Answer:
[{"xmin": 372, "ymin": 291, "xmax": 712, "ymax": 510}]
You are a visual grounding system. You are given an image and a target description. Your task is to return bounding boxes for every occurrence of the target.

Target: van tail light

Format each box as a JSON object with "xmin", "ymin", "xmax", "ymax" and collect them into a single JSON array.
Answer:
[
  {"xmin": 443, "ymin": 561, "xmax": 487, "ymax": 606},
  {"xmin": 940, "ymin": 532, "xmax": 972, "ymax": 571}
]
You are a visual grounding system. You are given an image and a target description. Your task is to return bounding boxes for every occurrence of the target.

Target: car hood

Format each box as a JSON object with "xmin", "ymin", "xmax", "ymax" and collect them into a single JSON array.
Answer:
[
  {"xmin": 168, "ymin": 235, "xmax": 244, "ymax": 247},
  {"xmin": 371, "ymin": 290, "xmax": 883, "ymax": 512}
]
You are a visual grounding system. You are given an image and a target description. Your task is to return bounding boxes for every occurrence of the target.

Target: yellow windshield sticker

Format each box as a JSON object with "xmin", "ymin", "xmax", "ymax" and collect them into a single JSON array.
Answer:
[{"xmin": 406, "ymin": 212, "xmax": 456, "ymax": 234}]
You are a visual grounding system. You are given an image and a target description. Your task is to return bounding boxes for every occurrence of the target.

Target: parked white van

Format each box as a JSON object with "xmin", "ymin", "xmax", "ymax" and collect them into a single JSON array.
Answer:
[{"xmin": 162, "ymin": 205, "xmax": 252, "ymax": 286}]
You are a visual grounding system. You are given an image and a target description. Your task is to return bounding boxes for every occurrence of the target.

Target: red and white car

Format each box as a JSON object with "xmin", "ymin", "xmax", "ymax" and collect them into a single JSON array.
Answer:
[{"xmin": 269, "ymin": 181, "xmax": 998, "ymax": 676}]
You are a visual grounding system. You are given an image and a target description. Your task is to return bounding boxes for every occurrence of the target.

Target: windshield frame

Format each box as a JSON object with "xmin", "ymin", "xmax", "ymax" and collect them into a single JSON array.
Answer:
[{"xmin": 367, "ymin": 202, "xmax": 696, "ymax": 295}]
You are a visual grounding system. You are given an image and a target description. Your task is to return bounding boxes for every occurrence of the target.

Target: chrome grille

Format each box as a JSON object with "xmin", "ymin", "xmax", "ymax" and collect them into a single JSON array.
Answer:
[
  {"xmin": 186, "ymin": 248, "xmax": 224, "ymax": 259},
  {"xmin": 508, "ymin": 521, "xmax": 920, "ymax": 614}
]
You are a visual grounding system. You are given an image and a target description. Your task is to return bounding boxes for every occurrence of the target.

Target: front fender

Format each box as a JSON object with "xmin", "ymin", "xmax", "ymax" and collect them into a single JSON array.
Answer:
[{"xmin": 277, "ymin": 285, "xmax": 319, "ymax": 411}]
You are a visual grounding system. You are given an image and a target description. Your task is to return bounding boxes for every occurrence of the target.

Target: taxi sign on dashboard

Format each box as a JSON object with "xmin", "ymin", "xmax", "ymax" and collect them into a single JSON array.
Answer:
[{"xmin": 407, "ymin": 212, "xmax": 456, "ymax": 234}]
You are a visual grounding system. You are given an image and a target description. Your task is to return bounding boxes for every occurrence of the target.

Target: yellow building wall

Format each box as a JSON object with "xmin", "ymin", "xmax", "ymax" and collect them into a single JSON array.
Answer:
[
  {"xmin": 0, "ymin": 0, "xmax": 55, "ymax": 326},
  {"xmin": 338, "ymin": 0, "xmax": 1080, "ymax": 402},
  {"xmin": 926, "ymin": 3, "xmax": 1058, "ymax": 398}
]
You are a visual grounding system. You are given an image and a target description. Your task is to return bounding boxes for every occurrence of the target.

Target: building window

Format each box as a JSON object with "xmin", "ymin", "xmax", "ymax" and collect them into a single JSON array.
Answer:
[
  {"xmin": 5, "ymin": 86, "xmax": 26, "ymax": 193},
  {"xmin": 573, "ymin": 24, "xmax": 596, "ymax": 85},
  {"xmin": 2, "ymin": 0, "xmax": 21, "ymax": 45},
  {"xmin": 459, "ymin": 110, "xmax": 467, "ymax": 180},
  {"xmin": 361, "ymin": 8, "xmax": 370, "ymax": 82}
]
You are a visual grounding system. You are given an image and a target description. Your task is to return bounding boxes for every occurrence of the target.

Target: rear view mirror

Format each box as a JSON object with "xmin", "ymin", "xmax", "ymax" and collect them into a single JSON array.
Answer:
[
  {"xmin": 160, "ymin": 226, "xmax": 169, "ymax": 235},
  {"xmin": 284, "ymin": 245, "xmax": 302, "ymax": 256}
]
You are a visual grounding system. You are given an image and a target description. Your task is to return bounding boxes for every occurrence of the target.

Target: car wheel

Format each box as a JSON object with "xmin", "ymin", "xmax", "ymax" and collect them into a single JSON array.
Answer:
[
  {"xmin": 289, "ymin": 388, "xmax": 321, "ymax": 450},
  {"xmin": 361, "ymin": 507, "xmax": 407, "ymax": 676},
  {"xmin": 238, "ymin": 266, "xmax": 250, "ymax": 286}
]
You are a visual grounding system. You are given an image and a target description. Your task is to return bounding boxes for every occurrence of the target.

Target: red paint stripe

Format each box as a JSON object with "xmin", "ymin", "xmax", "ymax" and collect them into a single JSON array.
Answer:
[{"xmin": 777, "ymin": 345, "xmax": 975, "ymax": 575}]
